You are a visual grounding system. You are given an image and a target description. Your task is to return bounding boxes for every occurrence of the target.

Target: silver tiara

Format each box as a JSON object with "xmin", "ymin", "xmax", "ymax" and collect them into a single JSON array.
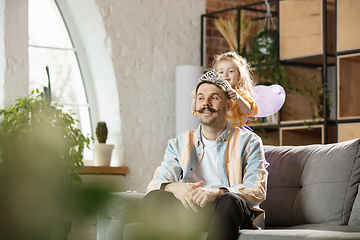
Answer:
[{"xmin": 198, "ymin": 69, "xmax": 229, "ymax": 91}]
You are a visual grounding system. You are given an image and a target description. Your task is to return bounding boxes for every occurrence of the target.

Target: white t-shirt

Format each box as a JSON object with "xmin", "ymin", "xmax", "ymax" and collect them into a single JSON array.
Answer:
[{"xmin": 190, "ymin": 135, "xmax": 221, "ymax": 188}]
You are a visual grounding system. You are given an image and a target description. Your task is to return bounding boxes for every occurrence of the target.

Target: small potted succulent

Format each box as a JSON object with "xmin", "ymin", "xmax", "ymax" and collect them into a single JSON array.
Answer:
[{"xmin": 92, "ymin": 122, "xmax": 114, "ymax": 166}]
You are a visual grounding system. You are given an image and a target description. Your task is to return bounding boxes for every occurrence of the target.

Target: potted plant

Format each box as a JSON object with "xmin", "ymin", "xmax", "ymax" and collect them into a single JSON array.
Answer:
[
  {"xmin": 0, "ymin": 90, "xmax": 90, "ymax": 184},
  {"xmin": 0, "ymin": 89, "xmax": 95, "ymax": 239},
  {"xmin": 92, "ymin": 122, "xmax": 114, "ymax": 166}
]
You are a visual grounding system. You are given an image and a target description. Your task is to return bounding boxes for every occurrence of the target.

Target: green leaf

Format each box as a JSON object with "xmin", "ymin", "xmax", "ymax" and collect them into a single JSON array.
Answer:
[{"xmin": 0, "ymin": 90, "xmax": 91, "ymax": 187}]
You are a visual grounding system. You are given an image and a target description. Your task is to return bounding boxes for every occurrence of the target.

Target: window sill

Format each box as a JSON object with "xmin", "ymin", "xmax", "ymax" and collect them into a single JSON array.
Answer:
[
  {"xmin": 79, "ymin": 166, "xmax": 128, "ymax": 175},
  {"xmin": 0, "ymin": 166, "xmax": 128, "ymax": 175}
]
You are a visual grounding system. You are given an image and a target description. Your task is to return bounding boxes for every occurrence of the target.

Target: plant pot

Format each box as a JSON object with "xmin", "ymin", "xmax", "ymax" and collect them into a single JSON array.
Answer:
[
  {"xmin": 258, "ymin": 36, "xmax": 273, "ymax": 55},
  {"xmin": 92, "ymin": 143, "xmax": 114, "ymax": 166}
]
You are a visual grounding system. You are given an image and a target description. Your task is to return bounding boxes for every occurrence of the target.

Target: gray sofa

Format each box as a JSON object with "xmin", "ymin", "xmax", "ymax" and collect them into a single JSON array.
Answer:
[{"xmin": 98, "ymin": 138, "xmax": 360, "ymax": 240}]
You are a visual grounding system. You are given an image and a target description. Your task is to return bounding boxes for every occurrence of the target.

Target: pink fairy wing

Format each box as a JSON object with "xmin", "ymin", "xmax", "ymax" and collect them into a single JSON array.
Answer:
[{"xmin": 252, "ymin": 84, "xmax": 286, "ymax": 117}]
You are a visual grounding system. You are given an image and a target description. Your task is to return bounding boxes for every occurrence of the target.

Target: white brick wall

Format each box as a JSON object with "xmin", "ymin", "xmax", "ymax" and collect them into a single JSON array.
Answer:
[
  {"xmin": 95, "ymin": 0, "xmax": 205, "ymax": 191},
  {"xmin": 69, "ymin": 1, "xmax": 205, "ymax": 239},
  {"xmin": 0, "ymin": 0, "xmax": 28, "ymax": 108}
]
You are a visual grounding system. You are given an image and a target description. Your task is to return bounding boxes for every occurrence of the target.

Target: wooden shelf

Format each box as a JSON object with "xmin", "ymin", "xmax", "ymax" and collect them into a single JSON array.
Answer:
[
  {"xmin": 255, "ymin": 129, "xmax": 279, "ymax": 146},
  {"xmin": 80, "ymin": 166, "xmax": 128, "ymax": 175},
  {"xmin": 248, "ymin": 113, "xmax": 279, "ymax": 126},
  {"xmin": 280, "ymin": 119, "xmax": 324, "ymax": 126},
  {"xmin": 338, "ymin": 122, "xmax": 360, "ymax": 142},
  {"xmin": 279, "ymin": 0, "xmax": 335, "ymax": 60},
  {"xmin": 337, "ymin": 0, "xmax": 360, "ymax": 52},
  {"xmin": 247, "ymin": 122, "xmax": 278, "ymax": 127},
  {"xmin": 281, "ymin": 66, "xmax": 323, "ymax": 122},
  {"xmin": 337, "ymin": 53, "xmax": 360, "ymax": 119},
  {"xmin": 281, "ymin": 55, "xmax": 336, "ymax": 67},
  {"xmin": 280, "ymin": 125, "xmax": 324, "ymax": 146}
]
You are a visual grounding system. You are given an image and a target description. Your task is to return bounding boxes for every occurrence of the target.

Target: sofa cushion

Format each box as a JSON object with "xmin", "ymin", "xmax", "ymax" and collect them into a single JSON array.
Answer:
[
  {"xmin": 349, "ymin": 184, "xmax": 360, "ymax": 225},
  {"xmin": 123, "ymin": 223, "xmax": 360, "ymax": 240},
  {"xmin": 123, "ymin": 222, "xmax": 144, "ymax": 240},
  {"xmin": 97, "ymin": 192, "xmax": 146, "ymax": 240},
  {"xmin": 238, "ymin": 224, "xmax": 360, "ymax": 240},
  {"xmin": 288, "ymin": 224, "xmax": 360, "ymax": 232},
  {"xmin": 261, "ymin": 138, "xmax": 360, "ymax": 227}
]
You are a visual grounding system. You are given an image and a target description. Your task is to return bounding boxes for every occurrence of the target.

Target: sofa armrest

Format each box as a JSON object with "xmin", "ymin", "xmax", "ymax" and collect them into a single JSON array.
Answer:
[{"xmin": 97, "ymin": 192, "xmax": 146, "ymax": 240}]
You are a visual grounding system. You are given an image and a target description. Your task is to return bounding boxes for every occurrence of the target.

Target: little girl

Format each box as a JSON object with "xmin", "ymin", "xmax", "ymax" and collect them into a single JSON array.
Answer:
[{"xmin": 192, "ymin": 51, "xmax": 258, "ymax": 129}]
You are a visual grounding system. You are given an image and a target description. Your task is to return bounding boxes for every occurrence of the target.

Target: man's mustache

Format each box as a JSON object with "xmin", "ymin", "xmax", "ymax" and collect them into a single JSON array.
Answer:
[{"xmin": 196, "ymin": 107, "xmax": 220, "ymax": 113}]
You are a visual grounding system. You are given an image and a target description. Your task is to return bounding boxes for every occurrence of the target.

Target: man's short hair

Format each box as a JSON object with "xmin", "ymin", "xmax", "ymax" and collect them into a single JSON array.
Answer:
[{"xmin": 196, "ymin": 80, "xmax": 230, "ymax": 99}]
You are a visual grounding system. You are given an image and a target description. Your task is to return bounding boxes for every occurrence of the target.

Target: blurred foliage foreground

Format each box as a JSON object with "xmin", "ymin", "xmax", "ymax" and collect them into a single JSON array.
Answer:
[{"xmin": 0, "ymin": 92, "xmax": 114, "ymax": 240}]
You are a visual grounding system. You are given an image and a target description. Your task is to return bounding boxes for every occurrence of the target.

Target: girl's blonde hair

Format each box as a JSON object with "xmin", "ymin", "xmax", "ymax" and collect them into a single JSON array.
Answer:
[{"xmin": 212, "ymin": 51, "xmax": 256, "ymax": 95}]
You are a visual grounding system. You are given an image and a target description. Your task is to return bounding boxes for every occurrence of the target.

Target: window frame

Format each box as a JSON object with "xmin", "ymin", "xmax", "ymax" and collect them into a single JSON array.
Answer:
[{"xmin": 54, "ymin": 0, "xmax": 99, "ymax": 134}]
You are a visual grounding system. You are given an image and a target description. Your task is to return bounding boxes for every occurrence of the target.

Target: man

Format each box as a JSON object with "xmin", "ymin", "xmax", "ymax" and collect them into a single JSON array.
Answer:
[{"xmin": 143, "ymin": 71, "xmax": 268, "ymax": 240}]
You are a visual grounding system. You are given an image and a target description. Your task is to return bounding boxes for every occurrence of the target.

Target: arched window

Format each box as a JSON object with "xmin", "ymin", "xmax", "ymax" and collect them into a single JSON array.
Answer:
[{"xmin": 28, "ymin": 0, "xmax": 93, "ymax": 159}]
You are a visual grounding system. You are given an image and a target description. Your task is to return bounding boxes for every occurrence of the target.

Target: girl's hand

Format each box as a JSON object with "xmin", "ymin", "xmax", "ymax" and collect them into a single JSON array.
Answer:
[
  {"xmin": 227, "ymin": 88, "xmax": 240, "ymax": 100},
  {"xmin": 222, "ymin": 79, "xmax": 252, "ymax": 114},
  {"xmin": 222, "ymin": 80, "xmax": 240, "ymax": 100}
]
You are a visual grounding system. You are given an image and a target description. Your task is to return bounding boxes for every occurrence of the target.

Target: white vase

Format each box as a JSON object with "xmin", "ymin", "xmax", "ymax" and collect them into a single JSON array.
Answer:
[{"xmin": 92, "ymin": 143, "xmax": 114, "ymax": 166}]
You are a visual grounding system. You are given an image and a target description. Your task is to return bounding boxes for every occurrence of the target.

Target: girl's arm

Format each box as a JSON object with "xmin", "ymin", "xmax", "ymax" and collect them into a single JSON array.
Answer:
[
  {"xmin": 222, "ymin": 80, "xmax": 253, "ymax": 115},
  {"xmin": 227, "ymin": 88, "xmax": 252, "ymax": 115}
]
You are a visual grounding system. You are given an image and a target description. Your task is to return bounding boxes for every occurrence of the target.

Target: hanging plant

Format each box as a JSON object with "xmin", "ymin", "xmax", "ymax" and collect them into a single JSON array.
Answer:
[
  {"xmin": 246, "ymin": 29, "xmax": 299, "ymax": 93},
  {"xmin": 245, "ymin": 28, "xmax": 330, "ymax": 121},
  {"xmin": 243, "ymin": 0, "xmax": 306, "ymax": 94},
  {"xmin": 247, "ymin": 28, "xmax": 325, "ymax": 98}
]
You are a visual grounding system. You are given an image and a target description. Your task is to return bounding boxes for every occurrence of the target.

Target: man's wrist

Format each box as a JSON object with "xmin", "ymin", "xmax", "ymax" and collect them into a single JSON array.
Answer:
[
  {"xmin": 218, "ymin": 187, "xmax": 229, "ymax": 196},
  {"xmin": 161, "ymin": 182, "xmax": 172, "ymax": 191}
]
